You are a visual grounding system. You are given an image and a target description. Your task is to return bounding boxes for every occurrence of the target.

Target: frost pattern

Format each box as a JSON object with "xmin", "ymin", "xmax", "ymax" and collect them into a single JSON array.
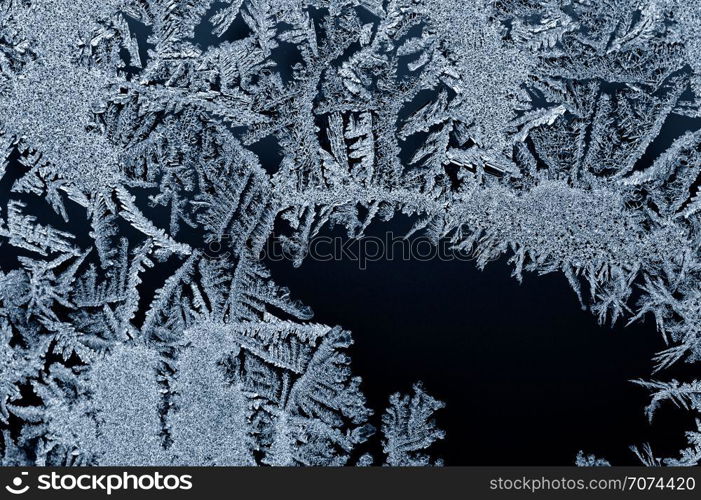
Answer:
[{"xmin": 0, "ymin": 0, "xmax": 701, "ymax": 465}]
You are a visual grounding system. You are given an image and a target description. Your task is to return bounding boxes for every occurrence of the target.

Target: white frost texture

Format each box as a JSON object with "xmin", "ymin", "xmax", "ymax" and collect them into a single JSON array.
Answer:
[{"xmin": 0, "ymin": 0, "xmax": 700, "ymax": 466}]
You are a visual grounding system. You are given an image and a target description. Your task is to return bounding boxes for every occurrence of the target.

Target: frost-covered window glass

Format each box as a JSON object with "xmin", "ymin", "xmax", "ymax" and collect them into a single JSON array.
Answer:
[{"xmin": 0, "ymin": 0, "xmax": 700, "ymax": 466}]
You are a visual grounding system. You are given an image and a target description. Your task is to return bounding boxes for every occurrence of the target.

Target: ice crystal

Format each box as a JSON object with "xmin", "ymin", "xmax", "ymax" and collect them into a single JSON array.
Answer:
[{"xmin": 1, "ymin": 0, "xmax": 701, "ymax": 465}]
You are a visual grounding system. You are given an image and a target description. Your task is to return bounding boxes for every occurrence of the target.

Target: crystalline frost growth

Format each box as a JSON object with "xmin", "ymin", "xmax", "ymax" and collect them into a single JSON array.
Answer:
[{"xmin": 0, "ymin": 0, "xmax": 700, "ymax": 465}]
